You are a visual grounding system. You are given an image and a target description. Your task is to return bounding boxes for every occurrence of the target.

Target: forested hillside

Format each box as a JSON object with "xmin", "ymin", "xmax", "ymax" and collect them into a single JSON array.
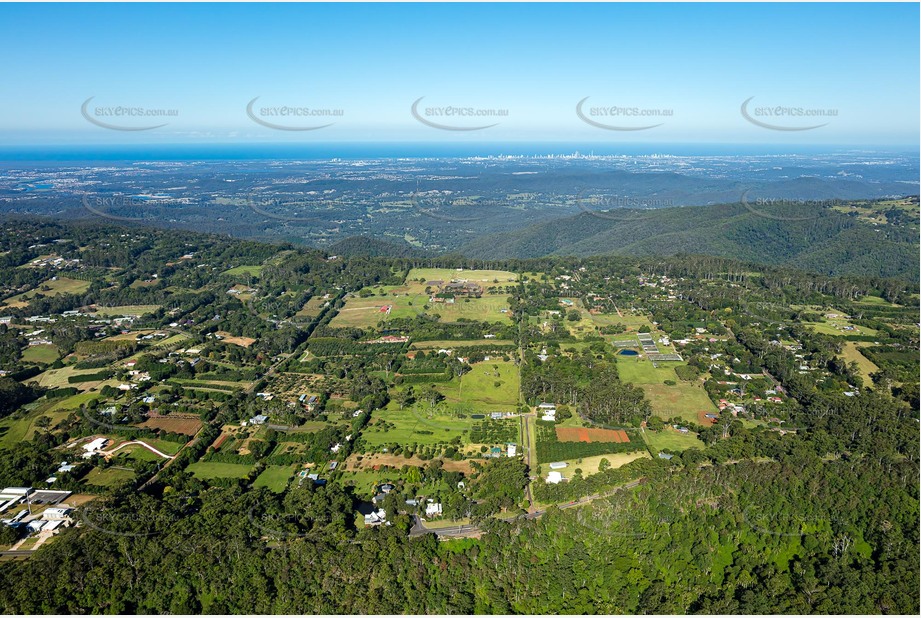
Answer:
[{"xmin": 461, "ymin": 200, "xmax": 919, "ymax": 281}]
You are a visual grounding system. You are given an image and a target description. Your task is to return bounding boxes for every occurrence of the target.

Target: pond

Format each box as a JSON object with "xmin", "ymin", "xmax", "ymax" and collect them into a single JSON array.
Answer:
[{"xmin": 619, "ymin": 349, "xmax": 639, "ymax": 356}]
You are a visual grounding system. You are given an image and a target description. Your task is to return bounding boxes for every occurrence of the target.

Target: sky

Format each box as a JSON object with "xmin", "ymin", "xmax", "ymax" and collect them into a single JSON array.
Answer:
[{"xmin": 0, "ymin": 2, "xmax": 918, "ymax": 148}]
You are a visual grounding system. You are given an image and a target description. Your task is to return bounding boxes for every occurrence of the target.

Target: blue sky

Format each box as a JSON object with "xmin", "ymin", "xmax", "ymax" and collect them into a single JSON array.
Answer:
[{"xmin": 0, "ymin": 2, "xmax": 918, "ymax": 147}]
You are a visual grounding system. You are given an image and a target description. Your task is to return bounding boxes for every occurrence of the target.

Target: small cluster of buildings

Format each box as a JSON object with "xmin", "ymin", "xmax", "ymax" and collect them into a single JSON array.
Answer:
[
  {"xmin": 0, "ymin": 487, "xmax": 75, "ymax": 543},
  {"xmin": 538, "ymin": 403, "xmax": 557, "ymax": 422}
]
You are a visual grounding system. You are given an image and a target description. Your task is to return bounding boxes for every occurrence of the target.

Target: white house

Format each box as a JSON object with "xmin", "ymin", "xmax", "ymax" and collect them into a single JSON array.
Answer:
[
  {"xmin": 547, "ymin": 471, "xmax": 564, "ymax": 484},
  {"xmin": 425, "ymin": 502, "xmax": 443, "ymax": 517},
  {"xmin": 82, "ymin": 438, "xmax": 108, "ymax": 457}
]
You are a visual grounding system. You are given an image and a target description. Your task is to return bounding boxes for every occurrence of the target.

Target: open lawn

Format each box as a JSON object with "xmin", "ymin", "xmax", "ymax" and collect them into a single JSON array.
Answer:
[
  {"xmin": 411, "ymin": 339, "xmax": 514, "ymax": 349},
  {"xmin": 222, "ymin": 265, "xmax": 264, "ymax": 276},
  {"xmin": 805, "ymin": 318, "xmax": 879, "ymax": 338},
  {"xmin": 840, "ymin": 341, "xmax": 880, "ymax": 385},
  {"xmin": 425, "ymin": 296, "xmax": 512, "ymax": 323},
  {"xmin": 33, "ymin": 366, "xmax": 111, "ymax": 390},
  {"xmin": 140, "ymin": 437, "xmax": 185, "ymax": 455},
  {"xmin": 94, "ymin": 305, "xmax": 161, "ymax": 317},
  {"xmin": 0, "ymin": 402, "xmax": 78, "ymax": 448},
  {"xmin": 114, "ymin": 444, "xmax": 163, "ymax": 463},
  {"xmin": 21, "ymin": 344, "xmax": 59, "ymax": 364},
  {"xmin": 617, "ymin": 353, "xmax": 717, "ymax": 424},
  {"xmin": 253, "ymin": 465, "xmax": 297, "ymax": 492},
  {"xmin": 152, "ymin": 333, "xmax": 190, "ymax": 348},
  {"xmin": 642, "ymin": 426, "xmax": 705, "ymax": 452},
  {"xmin": 438, "ymin": 360, "xmax": 520, "ymax": 410},
  {"xmin": 187, "ymin": 462, "xmax": 253, "ymax": 479},
  {"xmin": 592, "ymin": 312, "xmax": 653, "ymax": 332},
  {"xmin": 295, "ymin": 296, "xmax": 330, "ymax": 318},
  {"xmin": 855, "ymin": 295, "xmax": 898, "ymax": 307},
  {"xmin": 215, "ymin": 331, "xmax": 257, "ymax": 347},
  {"xmin": 616, "ymin": 356, "xmax": 684, "ymax": 384},
  {"xmin": 405, "ymin": 268, "xmax": 518, "ymax": 292},
  {"xmin": 329, "ymin": 296, "xmax": 419, "ymax": 328},
  {"xmin": 85, "ymin": 467, "xmax": 135, "ymax": 487},
  {"xmin": 365, "ymin": 362, "xmax": 518, "ymax": 448},
  {"xmin": 47, "ymin": 391, "xmax": 99, "ymax": 412},
  {"xmin": 641, "ymin": 382, "xmax": 717, "ymax": 425},
  {"xmin": 542, "ymin": 451, "xmax": 650, "ymax": 478},
  {"xmin": 2, "ymin": 277, "xmax": 90, "ymax": 307},
  {"xmin": 364, "ymin": 406, "xmax": 471, "ymax": 446}
]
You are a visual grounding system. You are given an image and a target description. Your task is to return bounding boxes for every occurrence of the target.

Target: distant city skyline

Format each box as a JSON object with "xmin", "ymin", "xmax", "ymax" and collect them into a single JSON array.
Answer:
[{"xmin": 1, "ymin": 2, "xmax": 918, "ymax": 147}]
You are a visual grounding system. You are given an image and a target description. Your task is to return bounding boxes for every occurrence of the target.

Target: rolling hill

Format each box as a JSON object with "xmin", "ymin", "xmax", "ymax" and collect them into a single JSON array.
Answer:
[{"xmin": 460, "ymin": 201, "xmax": 919, "ymax": 280}]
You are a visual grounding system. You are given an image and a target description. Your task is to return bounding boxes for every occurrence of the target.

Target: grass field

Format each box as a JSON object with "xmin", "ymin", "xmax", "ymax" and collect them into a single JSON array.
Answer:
[
  {"xmin": 85, "ymin": 467, "xmax": 135, "ymax": 487},
  {"xmin": 140, "ymin": 437, "xmax": 185, "ymax": 455},
  {"xmin": 590, "ymin": 311, "xmax": 653, "ymax": 332},
  {"xmin": 363, "ymin": 406, "xmax": 471, "ymax": 446},
  {"xmin": 187, "ymin": 462, "xmax": 253, "ymax": 479},
  {"xmin": 615, "ymin": 356, "xmax": 716, "ymax": 424},
  {"xmin": 438, "ymin": 360, "xmax": 520, "ymax": 410},
  {"xmin": 642, "ymin": 426, "xmax": 705, "ymax": 452},
  {"xmin": 542, "ymin": 451, "xmax": 650, "ymax": 478},
  {"xmin": 94, "ymin": 305, "xmax": 161, "ymax": 317},
  {"xmin": 367, "ymin": 361, "xmax": 520, "ymax": 448},
  {"xmin": 642, "ymin": 382, "xmax": 717, "ymax": 425},
  {"xmin": 21, "ymin": 344, "xmax": 59, "ymax": 364},
  {"xmin": 805, "ymin": 318, "xmax": 879, "ymax": 337},
  {"xmin": 2, "ymin": 277, "xmax": 90, "ymax": 307},
  {"xmin": 854, "ymin": 295, "xmax": 897, "ymax": 307},
  {"xmin": 616, "ymin": 356, "xmax": 684, "ymax": 384},
  {"xmin": 0, "ymin": 402, "xmax": 76, "ymax": 448},
  {"xmin": 329, "ymin": 296, "xmax": 419, "ymax": 328},
  {"xmin": 33, "ymin": 366, "xmax": 112, "ymax": 390},
  {"xmin": 152, "ymin": 333, "xmax": 190, "ymax": 348},
  {"xmin": 411, "ymin": 339, "xmax": 514, "ymax": 349},
  {"xmin": 47, "ymin": 391, "xmax": 99, "ymax": 412},
  {"xmin": 222, "ymin": 265, "xmax": 264, "ymax": 276},
  {"xmin": 295, "ymin": 296, "xmax": 329, "ymax": 318},
  {"xmin": 253, "ymin": 465, "xmax": 296, "ymax": 492},
  {"xmin": 840, "ymin": 341, "xmax": 880, "ymax": 385},
  {"xmin": 425, "ymin": 296, "xmax": 512, "ymax": 323},
  {"xmin": 405, "ymin": 268, "xmax": 518, "ymax": 291}
]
